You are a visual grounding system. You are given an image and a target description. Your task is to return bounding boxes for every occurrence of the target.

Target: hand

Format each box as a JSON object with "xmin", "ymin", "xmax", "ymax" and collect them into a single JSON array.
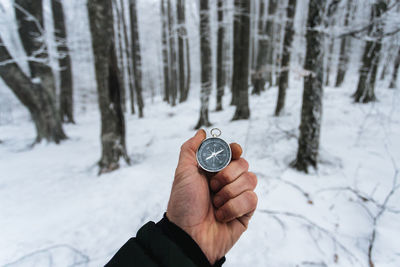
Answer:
[{"xmin": 167, "ymin": 130, "xmax": 258, "ymax": 264}]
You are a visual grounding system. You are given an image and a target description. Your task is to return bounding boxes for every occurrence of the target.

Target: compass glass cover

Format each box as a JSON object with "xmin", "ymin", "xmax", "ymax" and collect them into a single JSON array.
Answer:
[{"xmin": 196, "ymin": 137, "xmax": 231, "ymax": 172}]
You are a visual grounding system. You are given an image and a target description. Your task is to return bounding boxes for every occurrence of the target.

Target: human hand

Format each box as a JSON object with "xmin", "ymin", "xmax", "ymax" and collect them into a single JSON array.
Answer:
[{"xmin": 166, "ymin": 129, "xmax": 258, "ymax": 264}]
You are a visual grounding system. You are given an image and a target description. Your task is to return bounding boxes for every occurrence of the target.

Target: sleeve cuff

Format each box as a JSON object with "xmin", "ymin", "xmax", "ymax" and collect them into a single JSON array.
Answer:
[{"xmin": 156, "ymin": 213, "xmax": 226, "ymax": 267}]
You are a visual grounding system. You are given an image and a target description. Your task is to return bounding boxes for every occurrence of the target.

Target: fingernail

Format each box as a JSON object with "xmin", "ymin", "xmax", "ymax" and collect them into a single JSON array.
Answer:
[
  {"xmin": 213, "ymin": 195, "xmax": 222, "ymax": 207},
  {"xmin": 210, "ymin": 179, "xmax": 220, "ymax": 191}
]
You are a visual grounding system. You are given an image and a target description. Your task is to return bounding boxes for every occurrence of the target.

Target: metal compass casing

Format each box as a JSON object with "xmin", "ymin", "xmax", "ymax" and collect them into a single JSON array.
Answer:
[{"xmin": 196, "ymin": 128, "xmax": 232, "ymax": 172}]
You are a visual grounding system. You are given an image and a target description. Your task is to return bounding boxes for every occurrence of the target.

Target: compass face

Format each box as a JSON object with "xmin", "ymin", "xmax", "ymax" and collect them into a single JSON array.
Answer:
[{"xmin": 196, "ymin": 137, "xmax": 232, "ymax": 172}]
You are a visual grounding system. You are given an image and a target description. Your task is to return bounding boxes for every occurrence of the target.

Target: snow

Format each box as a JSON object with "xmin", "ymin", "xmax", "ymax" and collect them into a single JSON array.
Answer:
[{"xmin": 1, "ymin": 73, "xmax": 400, "ymax": 266}]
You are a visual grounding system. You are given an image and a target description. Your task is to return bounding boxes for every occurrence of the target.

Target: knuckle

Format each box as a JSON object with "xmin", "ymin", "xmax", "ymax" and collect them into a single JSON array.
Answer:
[
  {"xmin": 238, "ymin": 158, "xmax": 249, "ymax": 171},
  {"xmin": 247, "ymin": 172, "xmax": 258, "ymax": 188},
  {"xmin": 245, "ymin": 191, "xmax": 258, "ymax": 208}
]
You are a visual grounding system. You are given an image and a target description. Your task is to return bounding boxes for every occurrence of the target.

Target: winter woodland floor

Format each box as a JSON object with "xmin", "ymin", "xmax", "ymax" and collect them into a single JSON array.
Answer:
[{"xmin": 0, "ymin": 76, "xmax": 400, "ymax": 267}]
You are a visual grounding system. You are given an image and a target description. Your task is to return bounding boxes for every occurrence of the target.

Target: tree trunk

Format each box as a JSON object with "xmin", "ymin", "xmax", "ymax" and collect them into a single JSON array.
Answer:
[
  {"xmin": 130, "ymin": 0, "xmax": 144, "ymax": 117},
  {"xmin": 167, "ymin": 0, "xmax": 178, "ymax": 106},
  {"xmin": 161, "ymin": 0, "xmax": 170, "ymax": 103},
  {"xmin": 291, "ymin": 0, "xmax": 325, "ymax": 173},
  {"xmin": 51, "ymin": 0, "xmax": 74, "ymax": 123},
  {"xmin": 230, "ymin": 0, "xmax": 241, "ymax": 105},
  {"xmin": 274, "ymin": 0, "xmax": 297, "ymax": 116},
  {"xmin": 389, "ymin": 47, "xmax": 400, "ymax": 89},
  {"xmin": 353, "ymin": 1, "xmax": 387, "ymax": 103},
  {"xmin": 0, "ymin": 35, "xmax": 66, "ymax": 144},
  {"xmin": 335, "ymin": 0, "xmax": 352, "ymax": 87},
  {"xmin": 195, "ymin": 0, "xmax": 212, "ymax": 129},
  {"xmin": 119, "ymin": 0, "xmax": 136, "ymax": 115},
  {"xmin": 324, "ymin": 37, "xmax": 335, "ymax": 86},
  {"xmin": 184, "ymin": 34, "xmax": 191, "ymax": 100},
  {"xmin": 88, "ymin": 0, "xmax": 129, "ymax": 174},
  {"xmin": 114, "ymin": 1, "xmax": 127, "ymax": 113},
  {"xmin": 15, "ymin": 0, "xmax": 56, "ymax": 96},
  {"xmin": 216, "ymin": 0, "xmax": 225, "ymax": 111},
  {"xmin": 252, "ymin": 0, "xmax": 277, "ymax": 94},
  {"xmin": 177, "ymin": 0, "xmax": 185, "ymax": 102},
  {"xmin": 232, "ymin": 0, "xmax": 251, "ymax": 121}
]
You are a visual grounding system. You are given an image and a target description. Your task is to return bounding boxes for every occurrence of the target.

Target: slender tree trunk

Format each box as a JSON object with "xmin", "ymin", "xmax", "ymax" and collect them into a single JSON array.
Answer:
[
  {"xmin": 167, "ymin": 0, "xmax": 178, "ymax": 106},
  {"xmin": 114, "ymin": 1, "xmax": 127, "ymax": 112},
  {"xmin": 119, "ymin": 0, "xmax": 135, "ymax": 114},
  {"xmin": 291, "ymin": 0, "xmax": 325, "ymax": 173},
  {"xmin": 177, "ymin": 0, "xmax": 189, "ymax": 103},
  {"xmin": 252, "ymin": 0, "xmax": 277, "ymax": 93},
  {"xmin": 161, "ymin": 0, "xmax": 170, "ymax": 103},
  {"xmin": 274, "ymin": 0, "xmax": 297, "ymax": 116},
  {"xmin": 0, "ymin": 36, "xmax": 66, "ymax": 143},
  {"xmin": 230, "ymin": 0, "xmax": 241, "ymax": 105},
  {"xmin": 273, "ymin": 1, "xmax": 284, "ymax": 87},
  {"xmin": 195, "ymin": 0, "xmax": 212, "ymax": 129},
  {"xmin": 88, "ymin": 0, "xmax": 129, "ymax": 174},
  {"xmin": 389, "ymin": 47, "xmax": 400, "ymax": 89},
  {"xmin": 184, "ymin": 35, "xmax": 191, "ymax": 100},
  {"xmin": 216, "ymin": 0, "xmax": 225, "ymax": 111},
  {"xmin": 335, "ymin": 0, "xmax": 352, "ymax": 87},
  {"xmin": 130, "ymin": 0, "xmax": 144, "ymax": 117},
  {"xmin": 353, "ymin": 1, "xmax": 387, "ymax": 103},
  {"xmin": 324, "ymin": 37, "xmax": 335, "ymax": 86},
  {"xmin": 232, "ymin": 0, "xmax": 251, "ymax": 120},
  {"xmin": 51, "ymin": 0, "xmax": 74, "ymax": 123},
  {"xmin": 15, "ymin": 0, "xmax": 56, "ymax": 96}
]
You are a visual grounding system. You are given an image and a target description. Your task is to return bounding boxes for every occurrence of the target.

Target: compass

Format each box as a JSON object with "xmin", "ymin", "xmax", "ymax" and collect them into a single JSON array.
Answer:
[{"xmin": 196, "ymin": 128, "xmax": 232, "ymax": 172}]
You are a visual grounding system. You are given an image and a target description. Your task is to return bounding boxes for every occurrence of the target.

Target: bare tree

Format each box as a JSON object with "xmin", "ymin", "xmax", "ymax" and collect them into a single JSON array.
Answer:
[
  {"xmin": 130, "ymin": 0, "xmax": 144, "ymax": 117},
  {"xmin": 161, "ymin": 0, "xmax": 170, "ymax": 103},
  {"xmin": 88, "ymin": 0, "xmax": 129, "ymax": 174},
  {"xmin": 232, "ymin": 0, "xmax": 251, "ymax": 120},
  {"xmin": 216, "ymin": 0, "xmax": 225, "ymax": 111},
  {"xmin": 274, "ymin": 0, "xmax": 297, "ymax": 116},
  {"xmin": 15, "ymin": 0, "xmax": 56, "ymax": 95},
  {"xmin": 353, "ymin": 1, "xmax": 387, "ymax": 103},
  {"xmin": 335, "ymin": 0, "xmax": 353, "ymax": 87},
  {"xmin": 0, "ymin": 35, "xmax": 66, "ymax": 143},
  {"xmin": 252, "ymin": 0, "xmax": 277, "ymax": 94},
  {"xmin": 291, "ymin": 0, "xmax": 326, "ymax": 173},
  {"xmin": 167, "ymin": 0, "xmax": 178, "ymax": 106},
  {"xmin": 51, "ymin": 0, "xmax": 74, "ymax": 123},
  {"xmin": 177, "ymin": 0, "xmax": 190, "ymax": 102},
  {"xmin": 195, "ymin": 0, "xmax": 212, "ymax": 129},
  {"xmin": 389, "ymin": 47, "xmax": 400, "ymax": 89}
]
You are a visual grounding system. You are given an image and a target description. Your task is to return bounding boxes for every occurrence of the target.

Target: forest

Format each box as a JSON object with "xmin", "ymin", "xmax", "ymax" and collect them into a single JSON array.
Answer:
[{"xmin": 0, "ymin": 0, "xmax": 399, "ymax": 266}]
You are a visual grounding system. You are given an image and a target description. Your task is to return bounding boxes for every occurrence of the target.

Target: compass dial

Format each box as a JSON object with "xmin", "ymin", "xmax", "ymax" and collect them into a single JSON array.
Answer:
[{"xmin": 196, "ymin": 137, "xmax": 232, "ymax": 172}]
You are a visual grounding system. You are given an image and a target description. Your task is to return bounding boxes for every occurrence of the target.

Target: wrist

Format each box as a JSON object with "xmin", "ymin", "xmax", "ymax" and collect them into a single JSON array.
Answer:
[{"xmin": 165, "ymin": 213, "xmax": 223, "ymax": 265}]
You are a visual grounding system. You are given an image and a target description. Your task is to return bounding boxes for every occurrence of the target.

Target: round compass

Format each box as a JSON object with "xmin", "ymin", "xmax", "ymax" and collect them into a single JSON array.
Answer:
[{"xmin": 196, "ymin": 128, "xmax": 231, "ymax": 172}]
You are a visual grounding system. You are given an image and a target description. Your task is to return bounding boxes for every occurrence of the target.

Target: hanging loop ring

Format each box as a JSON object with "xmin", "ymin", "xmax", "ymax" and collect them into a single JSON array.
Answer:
[{"xmin": 210, "ymin": 128, "xmax": 221, "ymax": 137}]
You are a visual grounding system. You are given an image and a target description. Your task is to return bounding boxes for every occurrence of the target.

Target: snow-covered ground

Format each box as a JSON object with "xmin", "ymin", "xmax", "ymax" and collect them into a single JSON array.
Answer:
[{"xmin": 1, "ymin": 74, "xmax": 400, "ymax": 267}]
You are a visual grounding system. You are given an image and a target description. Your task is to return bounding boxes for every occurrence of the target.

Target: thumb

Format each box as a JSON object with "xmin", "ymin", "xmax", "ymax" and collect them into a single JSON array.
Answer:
[{"xmin": 177, "ymin": 129, "xmax": 207, "ymax": 167}]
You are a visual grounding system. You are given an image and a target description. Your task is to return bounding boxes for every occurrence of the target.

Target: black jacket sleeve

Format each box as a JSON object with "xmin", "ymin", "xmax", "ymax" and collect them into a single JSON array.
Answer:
[{"xmin": 105, "ymin": 214, "xmax": 226, "ymax": 267}]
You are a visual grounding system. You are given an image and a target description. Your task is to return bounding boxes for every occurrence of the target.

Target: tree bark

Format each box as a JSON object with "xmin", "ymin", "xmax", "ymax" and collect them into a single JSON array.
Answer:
[
  {"xmin": 335, "ymin": 0, "xmax": 352, "ymax": 87},
  {"xmin": 88, "ymin": 0, "xmax": 129, "ymax": 174},
  {"xmin": 167, "ymin": 0, "xmax": 178, "ymax": 106},
  {"xmin": 389, "ymin": 47, "xmax": 400, "ymax": 89},
  {"xmin": 353, "ymin": 1, "xmax": 387, "ymax": 103},
  {"xmin": 15, "ymin": 0, "xmax": 56, "ymax": 96},
  {"xmin": 161, "ymin": 0, "xmax": 170, "ymax": 103},
  {"xmin": 274, "ymin": 0, "xmax": 297, "ymax": 116},
  {"xmin": 130, "ymin": 0, "xmax": 144, "ymax": 117},
  {"xmin": 0, "ymin": 35, "xmax": 66, "ymax": 143},
  {"xmin": 51, "ymin": 0, "xmax": 74, "ymax": 123},
  {"xmin": 177, "ymin": 0, "xmax": 188, "ymax": 103},
  {"xmin": 114, "ymin": 1, "xmax": 127, "ymax": 113},
  {"xmin": 232, "ymin": 0, "xmax": 251, "ymax": 121},
  {"xmin": 195, "ymin": 0, "xmax": 212, "ymax": 129},
  {"xmin": 216, "ymin": 0, "xmax": 225, "ymax": 111},
  {"xmin": 291, "ymin": 0, "xmax": 325, "ymax": 173},
  {"xmin": 252, "ymin": 0, "xmax": 277, "ymax": 94}
]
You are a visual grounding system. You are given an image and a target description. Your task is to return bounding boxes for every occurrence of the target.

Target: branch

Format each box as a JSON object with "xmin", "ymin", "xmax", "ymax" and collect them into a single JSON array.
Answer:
[{"xmin": 258, "ymin": 209, "xmax": 363, "ymax": 265}]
